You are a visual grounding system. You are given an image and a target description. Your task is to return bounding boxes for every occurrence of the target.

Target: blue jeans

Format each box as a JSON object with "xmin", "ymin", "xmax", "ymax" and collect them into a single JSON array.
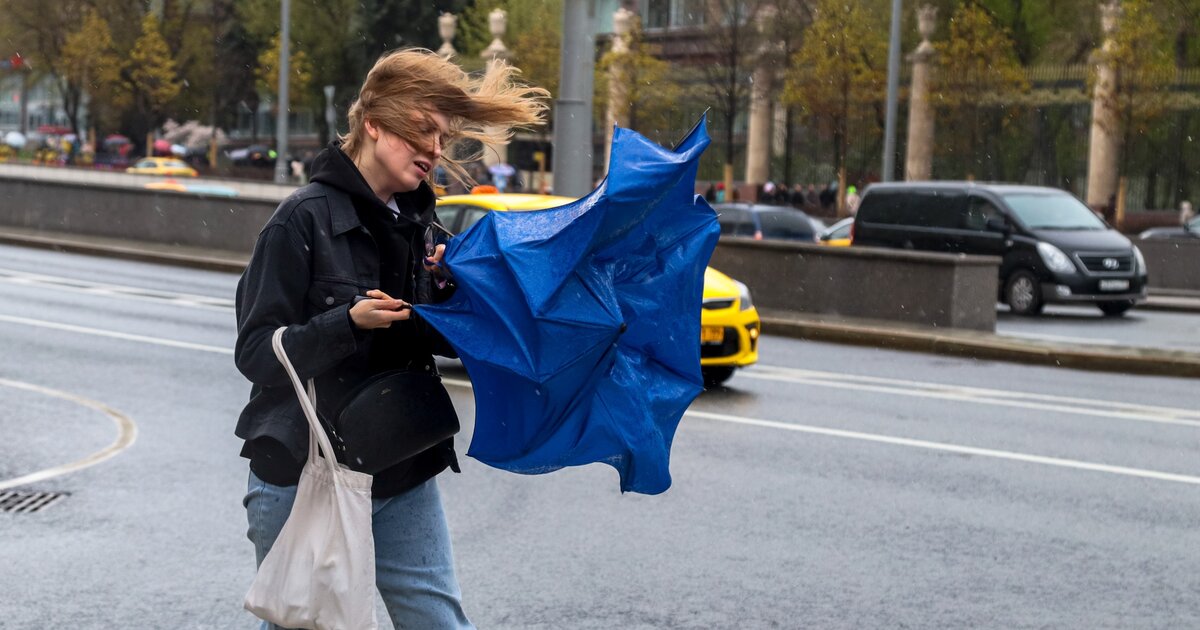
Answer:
[{"xmin": 244, "ymin": 470, "xmax": 474, "ymax": 629}]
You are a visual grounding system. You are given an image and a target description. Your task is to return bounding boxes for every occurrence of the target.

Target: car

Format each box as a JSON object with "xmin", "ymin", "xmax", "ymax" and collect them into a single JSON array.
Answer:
[
  {"xmin": 1139, "ymin": 214, "xmax": 1199, "ymax": 240},
  {"xmin": 125, "ymin": 157, "xmax": 198, "ymax": 177},
  {"xmin": 818, "ymin": 216, "xmax": 854, "ymax": 246},
  {"xmin": 851, "ymin": 182, "xmax": 1148, "ymax": 316},
  {"xmin": 710, "ymin": 202, "xmax": 824, "ymax": 242},
  {"xmin": 436, "ymin": 191, "xmax": 761, "ymax": 387}
]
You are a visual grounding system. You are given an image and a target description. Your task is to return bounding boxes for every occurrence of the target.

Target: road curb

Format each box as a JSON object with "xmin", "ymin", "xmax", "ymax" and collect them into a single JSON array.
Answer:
[
  {"xmin": 761, "ymin": 315, "xmax": 1200, "ymax": 379},
  {"xmin": 0, "ymin": 230, "xmax": 249, "ymax": 274}
]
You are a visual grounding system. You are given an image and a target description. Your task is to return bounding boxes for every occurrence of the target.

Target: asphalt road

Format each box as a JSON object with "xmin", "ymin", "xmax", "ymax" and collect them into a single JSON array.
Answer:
[
  {"xmin": 1, "ymin": 244, "xmax": 1198, "ymax": 629},
  {"xmin": 997, "ymin": 303, "xmax": 1200, "ymax": 352}
]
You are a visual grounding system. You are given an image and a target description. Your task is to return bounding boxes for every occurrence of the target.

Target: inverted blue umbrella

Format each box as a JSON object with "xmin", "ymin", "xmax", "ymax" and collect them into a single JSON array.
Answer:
[{"xmin": 415, "ymin": 115, "xmax": 719, "ymax": 494}]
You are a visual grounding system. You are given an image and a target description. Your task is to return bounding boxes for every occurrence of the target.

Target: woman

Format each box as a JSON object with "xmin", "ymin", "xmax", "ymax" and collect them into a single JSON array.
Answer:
[{"xmin": 234, "ymin": 49, "xmax": 547, "ymax": 628}]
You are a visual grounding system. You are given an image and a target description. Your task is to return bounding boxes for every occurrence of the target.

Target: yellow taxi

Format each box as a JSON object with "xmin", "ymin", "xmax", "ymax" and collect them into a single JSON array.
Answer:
[
  {"xmin": 125, "ymin": 157, "xmax": 198, "ymax": 177},
  {"xmin": 436, "ymin": 191, "xmax": 760, "ymax": 387},
  {"xmin": 818, "ymin": 216, "xmax": 854, "ymax": 247}
]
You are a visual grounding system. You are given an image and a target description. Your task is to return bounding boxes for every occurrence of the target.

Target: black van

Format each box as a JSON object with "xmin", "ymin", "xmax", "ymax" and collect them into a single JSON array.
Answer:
[{"xmin": 852, "ymin": 182, "xmax": 1148, "ymax": 316}]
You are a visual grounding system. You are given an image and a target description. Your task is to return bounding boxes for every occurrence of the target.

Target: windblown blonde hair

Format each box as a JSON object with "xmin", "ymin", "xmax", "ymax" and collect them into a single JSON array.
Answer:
[{"xmin": 341, "ymin": 48, "xmax": 549, "ymax": 186}]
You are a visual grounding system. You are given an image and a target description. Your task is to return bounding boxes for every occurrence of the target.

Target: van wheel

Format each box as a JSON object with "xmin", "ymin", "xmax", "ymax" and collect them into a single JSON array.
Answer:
[
  {"xmin": 1005, "ymin": 270, "xmax": 1044, "ymax": 316},
  {"xmin": 702, "ymin": 367, "xmax": 736, "ymax": 389},
  {"xmin": 1097, "ymin": 300, "xmax": 1134, "ymax": 317}
]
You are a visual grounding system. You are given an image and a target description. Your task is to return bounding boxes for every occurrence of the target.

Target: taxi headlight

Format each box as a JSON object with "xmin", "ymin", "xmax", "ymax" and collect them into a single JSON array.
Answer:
[{"xmin": 735, "ymin": 281, "xmax": 754, "ymax": 311}]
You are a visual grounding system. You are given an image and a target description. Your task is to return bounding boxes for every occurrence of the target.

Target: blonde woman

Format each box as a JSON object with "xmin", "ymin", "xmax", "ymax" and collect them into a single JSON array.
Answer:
[{"xmin": 235, "ymin": 49, "xmax": 547, "ymax": 629}]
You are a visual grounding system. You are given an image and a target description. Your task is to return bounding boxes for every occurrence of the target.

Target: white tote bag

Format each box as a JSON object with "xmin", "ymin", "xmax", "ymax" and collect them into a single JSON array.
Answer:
[{"xmin": 244, "ymin": 327, "xmax": 378, "ymax": 630}]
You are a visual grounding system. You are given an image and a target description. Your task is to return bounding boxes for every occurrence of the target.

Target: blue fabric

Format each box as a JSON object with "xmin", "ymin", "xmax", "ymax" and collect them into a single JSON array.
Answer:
[
  {"xmin": 244, "ymin": 471, "xmax": 474, "ymax": 629},
  {"xmin": 416, "ymin": 116, "xmax": 719, "ymax": 494}
]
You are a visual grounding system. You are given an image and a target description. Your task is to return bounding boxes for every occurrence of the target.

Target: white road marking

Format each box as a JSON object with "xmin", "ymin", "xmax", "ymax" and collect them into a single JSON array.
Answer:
[
  {"xmin": 742, "ymin": 365, "xmax": 1200, "ymax": 427},
  {"xmin": 0, "ymin": 267, "xmax": 234, "ymax": 311},
  {"xmin": 442, "ymin": 376, "xmax": 1200, "ymax": 486},
  {"xmin": 0, "ymin": 377, "xmax": 137, "ymax": 491},
  {"xmin": 0, "ymin": 314, "xmax": 233, "ymax": 355},
  {"xmin": 685, "ymin": 409, "xmax": 1200, "ymax": 486},
  {"xmin": 998, "ymin": 330, "xmax": 1120, "ymax": 345},
  {"xmin": 3, "ymin": 308, "xmax": 1195, "ymax": 486}
]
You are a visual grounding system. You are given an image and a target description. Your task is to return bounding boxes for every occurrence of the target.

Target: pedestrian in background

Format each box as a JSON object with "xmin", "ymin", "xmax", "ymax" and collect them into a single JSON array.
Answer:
[
  {"xmin": 235, "ymin": 48, "xmax": 547, "ymax": 629},
  {"xmin": 805, "ymin": 183, "xmax": 820, "ymax": 213},
  {"xmin": 1181, "ymin": 200, "xmax": 1195, "ymax": 226},
  {"xmin": 845, "ymin": 185, "xmax": 862, "ymax": 216}
]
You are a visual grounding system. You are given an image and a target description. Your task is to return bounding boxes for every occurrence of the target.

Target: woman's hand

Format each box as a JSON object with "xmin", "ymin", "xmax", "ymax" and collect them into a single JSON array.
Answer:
[
  {"xmin": 424, "ymin": 243, "xmax": 447, "ymax": 272},
  {"xmin": 350, "ymin": 289, "xmax": 412, "ymax": 329}
]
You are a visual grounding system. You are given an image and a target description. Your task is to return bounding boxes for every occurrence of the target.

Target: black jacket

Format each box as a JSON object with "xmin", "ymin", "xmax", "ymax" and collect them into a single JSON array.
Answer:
[{"xmin": 234, "ymin": 143, "xmax": 458, "ymax": 496}]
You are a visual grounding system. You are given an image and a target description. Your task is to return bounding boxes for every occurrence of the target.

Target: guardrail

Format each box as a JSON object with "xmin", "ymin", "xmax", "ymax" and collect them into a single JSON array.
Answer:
[
  {"xmin": 1137, "ymin": 238, "xmax": 1200, "ymax": 293},
  {"xmin": 711, "ymin": 238, "xmax": 999, "ymax": 331},
  {"xmin": 0, "ymin": 172, "xmax": 277, "ymax": 254}
]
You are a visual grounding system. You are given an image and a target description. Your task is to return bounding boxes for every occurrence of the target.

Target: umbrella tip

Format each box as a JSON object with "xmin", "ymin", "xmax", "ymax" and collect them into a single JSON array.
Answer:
[{"xmin": 619, "ymin": 322, "xmax": 628, "ymax": 334}]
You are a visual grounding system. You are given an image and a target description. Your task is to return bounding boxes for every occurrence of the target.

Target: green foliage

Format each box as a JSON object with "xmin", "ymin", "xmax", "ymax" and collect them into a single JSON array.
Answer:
[
  {"xmin": 255, "ymin": 32, "xmax": 314, "ymax": 106},
  {"xmin": 595, "ymin": 16, "xmax": 684, "ymax": 147},
  {"xmin": 126, "ymin": 13, "xmax": 182, "ymax": 121},
  {"xmin": 783, "ymin": 0, "xmax": 888, "ymax": 173}
]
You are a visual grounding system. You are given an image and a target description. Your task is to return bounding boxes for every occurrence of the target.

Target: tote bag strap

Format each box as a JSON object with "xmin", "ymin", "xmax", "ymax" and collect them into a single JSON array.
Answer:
[{"xmin": 271, "ymin": 327, "xmax": 337, "ymax": 471}]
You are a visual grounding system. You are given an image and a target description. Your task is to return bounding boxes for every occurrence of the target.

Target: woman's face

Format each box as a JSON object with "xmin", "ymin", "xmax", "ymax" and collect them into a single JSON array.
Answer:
[{"xmin": 366, "ymin": 110, "xmax": 450, "ymax": 195}]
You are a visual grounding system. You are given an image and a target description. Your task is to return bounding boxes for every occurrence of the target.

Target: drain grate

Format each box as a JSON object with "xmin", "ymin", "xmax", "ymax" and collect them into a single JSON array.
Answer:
[{"xmin": 0, "ymin": 491, "xmax": 68, "ymax": 513}]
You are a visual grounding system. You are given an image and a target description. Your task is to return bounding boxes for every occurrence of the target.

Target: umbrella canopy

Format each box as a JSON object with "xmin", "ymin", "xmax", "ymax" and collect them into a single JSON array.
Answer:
[
  {"xmin": 416, "ymin": 115, "xmax": 718, "ymax": 494},
  {"xmin": 4, "ymin": 131, "xmax": 25, "ymax": 149}
]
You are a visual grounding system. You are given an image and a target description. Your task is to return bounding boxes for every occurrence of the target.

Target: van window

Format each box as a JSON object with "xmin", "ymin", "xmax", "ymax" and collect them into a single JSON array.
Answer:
[
  {"xmin": 919, "ymin": 190, "xmax": 967, "ymax": 228},
  {"xmin": 860, "ymin": 189, "xmax": 964, "ymax": 228},
  {"xmin": 1001, "ymin": 192, "xmax": 1105, "ymax": 230},
  {"xmin": 963, "ymin": 197, "xmax": 1002, "ymax": 230}
]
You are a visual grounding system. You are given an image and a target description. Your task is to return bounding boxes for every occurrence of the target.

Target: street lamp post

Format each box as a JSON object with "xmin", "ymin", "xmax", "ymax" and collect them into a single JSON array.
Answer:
[
  {"xmin": 273, "ymin": 0, "xmax": 291, "ymax": 184},
  {"xmin": 553, "ymin": 0, "xmax": 595, "ymax": 198},
  {"xmin": 882, "ymin": 0, "xmax": 902, "ymax": 182}
]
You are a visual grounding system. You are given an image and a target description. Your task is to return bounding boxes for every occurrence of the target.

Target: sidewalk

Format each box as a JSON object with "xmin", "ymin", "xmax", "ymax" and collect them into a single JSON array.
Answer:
[{"xmin": 2, "ymin": 226, "xmax": 1198, "ymax": 379}]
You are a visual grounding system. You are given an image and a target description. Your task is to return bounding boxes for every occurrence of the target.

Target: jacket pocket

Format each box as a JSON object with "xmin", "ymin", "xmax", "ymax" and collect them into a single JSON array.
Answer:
[{"xmin": 306, "ymin": 278, "xmax": 359, "ymax": 313}]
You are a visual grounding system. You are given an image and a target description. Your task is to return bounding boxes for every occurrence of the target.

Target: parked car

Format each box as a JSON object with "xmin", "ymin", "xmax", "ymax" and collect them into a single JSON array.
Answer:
[
  {"xmin": 436, "ymin": 191, "xmax": 761, "ymax": 387},
  {"xmin": 818, "ymin": 216, "xmax": 854, "ymax": 247},
  {"xmin": 226, "ymin": 144, "xmax": 275, "ymax": 167},
  {"xmin": 125, "ymin": 157, "xmax": 198, "ymax": 177},
  {"xmin": 851, "ymin": 182, "xmax": 1148, "ymax": 316},
  {"xmin": 711, "ymin": 202, "xmax": 824, "ymax": 242},
  {"xmin": 1139, "ymin": 214, "xmax": 1200, "ymax": 240}
]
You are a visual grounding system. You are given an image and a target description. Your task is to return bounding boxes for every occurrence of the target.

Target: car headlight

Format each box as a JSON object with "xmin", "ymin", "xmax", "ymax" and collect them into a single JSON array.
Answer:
[
  {"xmin": 1132, "ymin": 245, "xmax": 1146, "ymax": 273},
  {"xmin": 1037, "ymin": 242, "xmax": 1076, "ymax": 274},
  {"xmin": 734, "ymin": 280, "xmax": 754, "ymax": 311}
]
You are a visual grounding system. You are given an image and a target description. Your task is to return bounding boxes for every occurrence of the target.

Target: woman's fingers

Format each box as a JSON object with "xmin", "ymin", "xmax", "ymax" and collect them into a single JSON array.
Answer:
[{"xmin": 350, "ymin": 295, "xmax": 413, "ymax": 329}]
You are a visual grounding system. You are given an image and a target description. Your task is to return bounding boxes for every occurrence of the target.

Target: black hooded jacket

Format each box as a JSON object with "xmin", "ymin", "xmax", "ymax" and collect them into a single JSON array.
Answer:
[{"xmin": 234, "ymin": 142, "xmax": 459, "ymax": 497}]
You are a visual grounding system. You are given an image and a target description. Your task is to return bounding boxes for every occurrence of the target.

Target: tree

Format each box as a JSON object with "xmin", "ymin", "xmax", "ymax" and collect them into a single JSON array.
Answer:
[
  {"xmin": 783, "ymin": 0, "xmax": 887, "ymax": 207},
  {"xmin": 124, "ymin": 13, "xmax": 183, "ymax": 151},
  {"xmin": 255, "ymin": 32, "xmax": 314, "ymax": 108},
  {"xmin": 0, "ymin": 0, "xmax": 94, "ymax": 138},
  {"xmin": 688, "ymin": 0, "xmax": 772, "ymax": 195},
  {"xmin": 1097, "ymin": 0, "xmax": 1174, "ymax": 175},
  {"xmin": 60, "ymin": 10, "xmax": 123, "ymax": 140},
  {"xmin": 595, "ymin": 15, "xmax": 682, "ymax": 149},
  {"xmin": 935, "ymin": 3, "xmax": 1030, "ymax": 179}
]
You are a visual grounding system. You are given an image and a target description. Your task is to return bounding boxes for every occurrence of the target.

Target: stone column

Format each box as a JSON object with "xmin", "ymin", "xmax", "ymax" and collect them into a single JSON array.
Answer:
[
  {"xmin": 904, "ymin": 5, "xmax": 937, "ymax": 181},
  {"xmin": 744, "ymin": 5, "xmax": 778, "ymax": 195},
  {"xmin": 1086, "ymin": 1, "xmax": 1121, "ymax": 214},
  {"xmin": 603, "ymin": 8, "xmax": 634, "ymax": 172},
  {"xmin": 437, "ymin": 12, "xmax": 457, "ymax": 59},
  {"xmin": 480, "ymin": 9, "xmax": 511, "ymax": 169}
]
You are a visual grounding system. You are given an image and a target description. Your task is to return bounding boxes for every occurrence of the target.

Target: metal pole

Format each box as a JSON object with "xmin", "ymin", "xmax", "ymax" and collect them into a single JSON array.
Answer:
[
  {"xmin": 552, "ymin": 0, "xmax": 595, "ymax": 197},
  {"xmin": 881, "ymin": 0, "xmax": 902, "ymax": 182},
  {"xmin": 273, "ymin": 0, "xmax": 291, "ymax": 184}
]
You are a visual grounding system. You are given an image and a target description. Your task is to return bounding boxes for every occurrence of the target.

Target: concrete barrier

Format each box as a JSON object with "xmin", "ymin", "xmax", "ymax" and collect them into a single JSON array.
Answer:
[
  {"xmin": 711, "ymin": 238, "xmax": 999, "ymax": 331},
  {"xmin": 0, "ymin": 175, "xmax": 277, "ymax": 255},
  {"xmin": 1138, "ymin": 238, "xmax": 1200, "ymax": 293}
]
